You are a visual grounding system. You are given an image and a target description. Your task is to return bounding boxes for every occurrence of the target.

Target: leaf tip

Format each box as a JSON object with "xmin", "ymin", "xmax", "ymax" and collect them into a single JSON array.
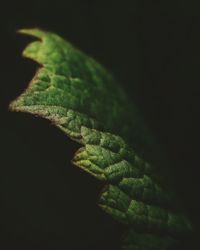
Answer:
[
  {"xmin": 17, "ymin": 28, "xmax": 45, "ymax": 40},
  {"xmin": 8, "ymin": 98, "xmax": 22, "ymax": 113}
]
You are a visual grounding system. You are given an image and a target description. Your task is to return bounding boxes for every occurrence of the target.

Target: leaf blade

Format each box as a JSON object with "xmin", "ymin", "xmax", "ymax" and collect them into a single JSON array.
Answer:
[{"xmin": 10, "ymin": 28, "xmax": 192, "ymax": 250}]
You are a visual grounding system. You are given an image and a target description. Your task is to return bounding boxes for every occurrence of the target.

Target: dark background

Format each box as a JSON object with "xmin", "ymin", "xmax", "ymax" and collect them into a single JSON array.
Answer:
[{"xmin": 0, "ymin": 1, "xmax": 200, "ymax": 249}]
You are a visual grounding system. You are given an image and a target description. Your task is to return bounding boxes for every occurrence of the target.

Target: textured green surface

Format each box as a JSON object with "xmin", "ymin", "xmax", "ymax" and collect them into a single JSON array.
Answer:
[{"xmin": 10, "ymin": 29, "xmax": 192, "ymax": 250}]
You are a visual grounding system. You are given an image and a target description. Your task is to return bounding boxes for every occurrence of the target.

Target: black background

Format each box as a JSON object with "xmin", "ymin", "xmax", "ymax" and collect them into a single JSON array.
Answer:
[{"xmin": 0, "ymin": 1, "xmax": 200, "ymax": 249}]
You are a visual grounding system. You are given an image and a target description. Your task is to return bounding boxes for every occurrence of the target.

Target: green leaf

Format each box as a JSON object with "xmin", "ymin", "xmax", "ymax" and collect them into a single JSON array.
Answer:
[{"xmin": 10, "ymin": 28, "xmax": 192, "ymax": 250}]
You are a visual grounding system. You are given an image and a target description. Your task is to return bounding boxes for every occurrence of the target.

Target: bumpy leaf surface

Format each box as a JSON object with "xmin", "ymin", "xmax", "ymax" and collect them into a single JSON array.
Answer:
[{"xmin": 10, "ymin": 29, "xmax": 192, "ymax": 250}]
